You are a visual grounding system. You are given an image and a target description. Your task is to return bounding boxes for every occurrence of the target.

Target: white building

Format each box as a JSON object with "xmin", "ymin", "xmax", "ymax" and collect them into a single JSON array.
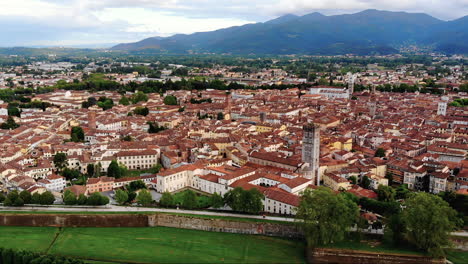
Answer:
[
  {"xmin": 115, "ymin": 149, "xmax": 160, "ymax": 170},
  {"xmin": 37, "ymin": 174, "xmax": 66, "ymax": 192}
]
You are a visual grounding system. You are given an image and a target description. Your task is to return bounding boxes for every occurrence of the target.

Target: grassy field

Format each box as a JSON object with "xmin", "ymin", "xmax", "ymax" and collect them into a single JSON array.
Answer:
[
  {"xmin": 0, "ymin": 226, "xmax": 306, "ymax": 264},
  {"xmin": 0, "ymin": 226, "xmax": 58, "ymax": 252},
  {"xmin": 326, "ymin": 239, "xmax": 425, "ymax": 256},
  {"xmin": 447, "ymin": 250, "xmax": 468, "ymax": 264}
]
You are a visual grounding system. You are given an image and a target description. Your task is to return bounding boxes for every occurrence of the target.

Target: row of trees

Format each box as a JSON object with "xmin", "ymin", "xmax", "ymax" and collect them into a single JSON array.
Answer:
[
  {"xmin": 63, "ymin": 190, "xmax": 109, "ymax": 206},
  {"xmin": 114, "ymin": 180, "xmax": 149, "ymax": 205},
  {"xmin": 296, "ymin": 186, "xmax": 460, "ymax": 258},
  {"xmin": 0, "ymin": 190, "xmax": 55, "ymax": 206},
  {"xmin": 158, "ymin": 189, "xmax": 221, "ymax": 210},
  {"xmin": 158, "ymin": 188, "xmax": 263, "ymax": 214},
  {"xmin": 0, "ymin": 247, "xmax": 84, "ymax": 264}
]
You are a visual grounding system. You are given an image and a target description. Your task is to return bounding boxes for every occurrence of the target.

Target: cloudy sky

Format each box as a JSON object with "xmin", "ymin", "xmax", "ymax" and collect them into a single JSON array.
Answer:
[{"xmin": 0, "ymin": 0, "xmax": 466, "ymax": 47}]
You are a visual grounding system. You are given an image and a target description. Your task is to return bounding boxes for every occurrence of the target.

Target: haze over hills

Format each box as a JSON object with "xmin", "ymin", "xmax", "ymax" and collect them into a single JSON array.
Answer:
[{"xmin": 112, "ymin": 9, "xmax": 468, "ymax": 55}]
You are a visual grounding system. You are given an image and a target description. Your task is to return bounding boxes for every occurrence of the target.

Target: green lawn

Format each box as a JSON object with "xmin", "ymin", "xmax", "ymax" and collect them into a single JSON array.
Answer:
[
  {"xmin": 0, "ymin": 226, "xmax": 58, "ymax": 252},
  {"xmin": 447, "ymin": 250, "xmax": 468, "ymax": 264},
  {"xmin": 326, "ymin": 239, "xmax": 425, "ymax": 256},
  {"xmin": 1, "ymin": 226, "xmax": 305, "ymax": 263}
]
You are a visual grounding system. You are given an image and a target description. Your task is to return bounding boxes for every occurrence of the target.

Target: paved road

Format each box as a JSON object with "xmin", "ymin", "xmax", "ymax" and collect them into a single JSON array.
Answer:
[{"xmin": 1, "ymin": 205, "xmax": 467, "ymax": 237}]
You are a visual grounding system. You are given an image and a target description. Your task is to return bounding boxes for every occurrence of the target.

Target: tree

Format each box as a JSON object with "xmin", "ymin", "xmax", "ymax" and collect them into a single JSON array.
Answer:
[
  {"xmin": 5, "ymin": 190, "xmax": 23, "ymax": 207},
  {"xmin": 217, "ymin": 112, "xmax": 224, "ymax": 120},
  {"xmin": 86, "ymin": 163, "xmax": 95, "ymax": 177},
  {"xmin": 53, "ymin": 153, "xmax": 68, "ymax": 171},
  {"xmin": 61, "ymin": 168, "xmax": 81, "ymax": 181},
  {"xmin": 128, "ymin": 180, "xmax": 146, "ymax": 192},
  {"xmin": 0, "ymin": 193, "xmax": 5, "ymax": 203},
  {"xmin": 63, "ymin": 190, "xmax": 77, "ymax": 205},
  {"xmin": 181, "ymin": 189, "xmax": 198, "ymax": 209},
  {"xmin": 0, "ymin": 116, "xmax": 20, "ymax": 130},
  {"xmin": 402, "ymin": 192, "xmax": 458, "ymax": 257},
  {"xmin": 133, "ymin": 106, "xmax": 149, "ymax": 116},
  {"xmin": 159, "ymin": 192, "xmax": 174, "ymax": 207},
  {"xmin": 224, "ymin": 187, "xmax": 244, "ymax": 212},
  {"xmin": 147, "ymin": 122, "xmax": 166, "ymax": 133},
  {"xmin": 385, "ymin": 173, "xmax": 393, "ymax": 185},
  {"xmin": 31, "ymin": 193, "xmax": 41, "ymax": 204},
  {"xmin": 19, "ymin": 190, "xmax": 31, "ymax": 204},
  {"xmin": 122, "ymin": 135, "xmax": 132, "ymax": 141},
  {"xmin": 107, "ymin": 160, "xmax": 121, "ymax": 179},
  {"xmin": 296, "ymin": 187, "xmax": 359, "ymax": 247},
  {"xmin": 136, "ymin": 190, "xmax": 153, "ymax": 206},
  {"xmin": 70, "ymin": 126, "xmax": 85, "ymax": 142},
  {"xmin": 376, "ymin": 185, "xmax": 396, "ymax": 202},
  {"xmin": 86, "ymin": 192, "xmax": 109, "ymax": 205},
  {"xmin": 94, "ymin": 163, "xmax": 102, "ymax": 177},
  {"xmin": 97, "ymin": 97, "xmax": 114, "ymax": 110},
  {"xmin": 396, "ymin": 184, "xmax": 410, "ymax": 200},
  {"xmin": 361, "ymin": 175, "xmax": 371, "ymax": 189},
  {"xmin": 131, "ymin": 91, "xmax": 148, "ymax": 104},
  {"xmin": 241, "ymin": 188, "xmax": 264, "ymax": 214},
  {"xmin": 119, "ymin": 96, "xmax": 130, "ymax": 105},
  {"xmin": 115, "ymin": 189, "xmax": 129, "ymax": 205},
  {"xmin": 163, "ymin": 95, "xmax": 177, "ymax": 105},
  {"xmin": 210, "ymin": 192, "xmax": 224, "ymax": 208},
  {"xmin": 150, "ymin": 164, "xmax": 162, "ymax": 174},
  {"xmin": 39, "ymin": 191, "xmax": 55, "ymax": 205},
  {"xmin": 349, "ymin": 176, "xmax": 357, "ymax": 185},
  {"xmin": 374, "ymin": 148, "xmax": 386, "ymax": 157},
  {"xmin": 8, "ymin": 106, "xmax": 21, "ymax": 117},
  {"xmin": 77, "ymin": 194, "xmax": 87, "ymax": 205}
]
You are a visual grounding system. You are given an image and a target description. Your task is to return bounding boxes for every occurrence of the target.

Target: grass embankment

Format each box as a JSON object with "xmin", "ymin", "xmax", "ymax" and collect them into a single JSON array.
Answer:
[
  {"xmin": 326, "ymin": 239, "xmax": 425, "ymax": 256},
  {"xmin": 446, "ymin": 250, "xmax": 468, "ymax": 264},
  {"xmin": 327, "ymin": 238, "xmax": 467, "ymax": 264},
  {"xmin": 0, "ymin": 226, "xmax": 306, "ymax": 264}
]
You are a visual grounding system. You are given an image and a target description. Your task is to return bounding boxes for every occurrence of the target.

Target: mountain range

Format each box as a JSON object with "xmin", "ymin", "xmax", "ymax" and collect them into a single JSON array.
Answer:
[{"xmin": 112, "ymin": 9, "xmax": 468, "ymax": 55}]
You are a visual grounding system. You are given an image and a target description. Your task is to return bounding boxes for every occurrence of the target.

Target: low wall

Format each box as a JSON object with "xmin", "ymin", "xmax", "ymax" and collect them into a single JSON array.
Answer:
[
  {"xmin": 308, "ymin": 248, "xmax": 445, "ymax": 264},
  {"xmin": 0, "ymin": 213, "xmax": 302, "ymax": 238},
  {"xmin": 148, "ymin": 214, "xmax": 302, "ymax": 238},
  {"xmin": 0, "ymin": 214, "xmax": 148, "ymax": 227}
]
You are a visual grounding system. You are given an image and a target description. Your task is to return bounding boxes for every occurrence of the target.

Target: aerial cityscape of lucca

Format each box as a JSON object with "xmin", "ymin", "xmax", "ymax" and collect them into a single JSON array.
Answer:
[{"xmin": 0, "ymin": 3, "xmax": 467, "ymax": 264}]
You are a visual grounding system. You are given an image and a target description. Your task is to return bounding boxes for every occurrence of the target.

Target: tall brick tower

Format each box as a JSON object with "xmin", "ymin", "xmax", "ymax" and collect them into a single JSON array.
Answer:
[
  {"xmin": 224, "ymin": 92, "xmax": 232, "ymax": 120},
  {"xmin": 302, "ymin": 123, "xmax": 320, "ymax": 185},
  {"xmin": 88, "ymin": 110, "xmax": 96, "ymax": 131}
]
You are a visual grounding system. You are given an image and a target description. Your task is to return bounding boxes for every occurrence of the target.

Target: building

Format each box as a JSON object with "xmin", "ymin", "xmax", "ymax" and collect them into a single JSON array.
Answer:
[
  {"xmin": 115, "ymin": 149, "xmax": 160, "ymax": 170},
  {"xmin": 302, "ymin": 123, "xmax": 320, "ymax": 184},
  {"xmin": 37, "ymin": 174, "xmax": 66, "ymax": 192},
  {"xmin": 86, "ymin": 176, "xmax": 115, "ymax": 193},
  {"xmin": 437, "ymin": 101, "xmax": 447, "ymax": 116}
]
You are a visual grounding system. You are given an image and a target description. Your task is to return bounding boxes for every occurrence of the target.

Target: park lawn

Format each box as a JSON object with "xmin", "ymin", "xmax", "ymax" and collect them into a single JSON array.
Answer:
[
  {"xmin": 326, "ymin": 239, "xmax": 425, "ymax": 256},
  {"xmin": 0, "ymin": 226, "xmax": 58, "ymax": 252},
  {"xmin": 447, "ymin": 250, "xmax": 468, "ymax": 264},
  {"xmin": 49, "ymin": 226, "xmax": 306, "ymax": 264}
]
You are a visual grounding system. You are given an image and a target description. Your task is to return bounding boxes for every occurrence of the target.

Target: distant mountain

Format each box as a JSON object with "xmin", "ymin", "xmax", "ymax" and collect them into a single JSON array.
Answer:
[{"xmin": 111, "ymin": 9, "xmax": 468, "ymax": 55}]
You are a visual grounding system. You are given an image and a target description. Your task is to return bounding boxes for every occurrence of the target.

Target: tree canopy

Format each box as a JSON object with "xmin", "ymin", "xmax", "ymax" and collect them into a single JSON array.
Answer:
[
  {"xmin": 296, "ymin": 187, "xmax": 359, "ymax": 247},
  {"xmin": 163, "ymin": 95, "xmax": 178, "ymax": 105},
  {"xmin": 401, "ymin": 192, "xmax": 459, "ymax": 257}
]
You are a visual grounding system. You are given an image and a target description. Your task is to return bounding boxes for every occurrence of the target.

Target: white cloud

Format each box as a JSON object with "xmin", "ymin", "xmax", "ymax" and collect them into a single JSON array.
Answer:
[{"xmin": 0, "ymin": 0, "xmax": 466, "ymax": 46}]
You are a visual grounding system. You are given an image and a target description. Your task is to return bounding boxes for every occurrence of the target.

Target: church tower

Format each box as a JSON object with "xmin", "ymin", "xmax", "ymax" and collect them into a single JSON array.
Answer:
[
  {"xmin": 302, "ymin": 123, "xmax": 320, "ymax": 185},
  {"xmin": 224, "ymin": 92, "xmax": 232, "ymax": 120},
  {"xmin": 88, "ymin": 110, "xmax": 96, "ymax": 131}
]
